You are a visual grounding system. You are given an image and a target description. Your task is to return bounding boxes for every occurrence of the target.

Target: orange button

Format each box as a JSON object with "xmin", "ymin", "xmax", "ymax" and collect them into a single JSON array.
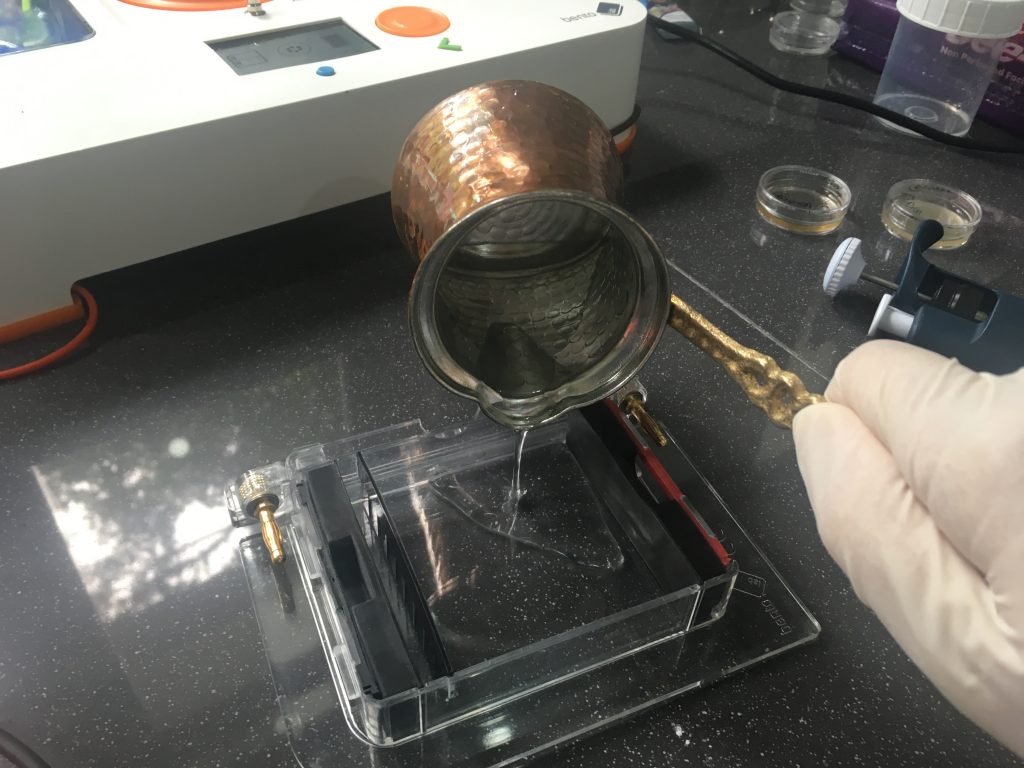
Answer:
[{"xmin": 375, "ymin": 6, "xmax": 450, "ymax": 37}]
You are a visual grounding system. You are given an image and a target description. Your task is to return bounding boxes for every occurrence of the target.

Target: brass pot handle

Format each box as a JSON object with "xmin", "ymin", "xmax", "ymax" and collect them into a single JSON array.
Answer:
[{"xmin": 668, "ymin": 295, "xmax": 825, "ymax": 429}]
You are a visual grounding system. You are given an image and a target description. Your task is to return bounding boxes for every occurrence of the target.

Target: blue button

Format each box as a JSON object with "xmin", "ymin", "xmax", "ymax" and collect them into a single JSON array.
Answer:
[{"xmin": 316, "ymin": 65, "xmax": 336, "ymax": 77}]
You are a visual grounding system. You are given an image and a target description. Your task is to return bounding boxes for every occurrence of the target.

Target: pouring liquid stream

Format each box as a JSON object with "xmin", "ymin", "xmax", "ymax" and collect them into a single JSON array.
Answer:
[
  {"xmin": 503, "ymin": 429, "xmax": 529, "ymax": 532},
  {"xmin": 427, "ymin": 423, "xmax": 623, "ymax": 574}
]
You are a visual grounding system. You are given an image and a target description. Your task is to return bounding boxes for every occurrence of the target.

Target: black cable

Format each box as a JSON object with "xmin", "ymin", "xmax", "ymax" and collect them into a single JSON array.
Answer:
[
  {"xmin": 648, "ymin": 14, "xmax": 1024, "ymax": 155},
  {"xmin": 610, "ymin": 103, "xmax": 642, "ymax": 137},
  {"xmin": 0, "ymin": 727, "xmax": 52, "ymax": 768}
]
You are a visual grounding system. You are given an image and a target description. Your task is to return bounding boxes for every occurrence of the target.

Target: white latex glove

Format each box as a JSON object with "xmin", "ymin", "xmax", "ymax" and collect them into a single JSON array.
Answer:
[{"xmin": 793, "ymin": 340, "xmax": 1024, "ymax": 758}]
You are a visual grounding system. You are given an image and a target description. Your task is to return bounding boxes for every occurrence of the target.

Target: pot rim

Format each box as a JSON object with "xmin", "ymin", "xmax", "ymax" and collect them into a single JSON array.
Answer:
[{"xmin": 408, "ymin": 189, "xmax": 671, "ymax": 429}]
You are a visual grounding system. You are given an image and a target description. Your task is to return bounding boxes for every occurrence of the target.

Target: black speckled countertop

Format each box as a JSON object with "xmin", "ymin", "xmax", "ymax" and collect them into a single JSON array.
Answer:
[{"xmin": 2, "ymin": 5, "xmax": 1023, "ymax": 767}]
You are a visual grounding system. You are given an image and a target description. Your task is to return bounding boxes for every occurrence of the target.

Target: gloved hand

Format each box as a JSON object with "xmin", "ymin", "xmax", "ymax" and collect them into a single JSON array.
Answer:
[{"xmin": 793, "ymin": 339, "xmax": 1024, "ymax": 758}]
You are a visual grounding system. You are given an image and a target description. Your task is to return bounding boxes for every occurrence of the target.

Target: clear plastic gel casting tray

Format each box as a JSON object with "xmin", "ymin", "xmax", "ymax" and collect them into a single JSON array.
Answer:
[{"xmin": 226, "ymin": 402, "xmax": 819, "ymax": 768}]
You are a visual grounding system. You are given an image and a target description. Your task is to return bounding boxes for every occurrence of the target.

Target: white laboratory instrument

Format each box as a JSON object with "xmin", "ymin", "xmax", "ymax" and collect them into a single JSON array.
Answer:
[{"xmin": 0, "ymin": 0, "xmax": 645, "ymax": 325}]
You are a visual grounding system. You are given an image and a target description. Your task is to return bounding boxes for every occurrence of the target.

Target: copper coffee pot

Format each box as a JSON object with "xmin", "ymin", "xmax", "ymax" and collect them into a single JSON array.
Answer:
[{"xmin": 392, "ymin": 80, "xmax": 823, "ymax": 430}]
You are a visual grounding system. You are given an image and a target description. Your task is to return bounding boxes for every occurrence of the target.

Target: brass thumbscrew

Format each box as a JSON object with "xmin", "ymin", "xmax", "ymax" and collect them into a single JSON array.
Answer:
[
  {"xmin": 621, "ymin": 392, "xmax": 669, "ymax": 447},
  {"xmin": 238, "ymin": 471, "xmax": 285, "ymax": 564}
]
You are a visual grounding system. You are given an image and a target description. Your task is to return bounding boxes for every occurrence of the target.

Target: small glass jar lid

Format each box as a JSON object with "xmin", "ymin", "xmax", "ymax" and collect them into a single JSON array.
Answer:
[
  {"xmin": 756, "ymin": 165, "xmax": 852, "ymax": 235},
  {"xmin": 881, "ymin": 179, "xmax": 982, "ymax": 250}
]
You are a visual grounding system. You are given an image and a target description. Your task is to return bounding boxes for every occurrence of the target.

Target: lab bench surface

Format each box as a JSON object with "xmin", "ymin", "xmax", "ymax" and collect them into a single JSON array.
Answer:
[{"xmin": 2, "ymin": 8, "xmax": 1023, "ymax": 768}]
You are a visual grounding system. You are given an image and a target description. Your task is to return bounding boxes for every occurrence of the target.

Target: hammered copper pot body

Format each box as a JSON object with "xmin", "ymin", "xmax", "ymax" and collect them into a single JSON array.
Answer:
[{"xmin": 393, "ymin": 80, "xmax": 671, "ymax": 428}]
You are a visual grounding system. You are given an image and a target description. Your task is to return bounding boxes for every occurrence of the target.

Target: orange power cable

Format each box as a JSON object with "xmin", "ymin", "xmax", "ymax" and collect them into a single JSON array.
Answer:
[
  {"xmin": 0, "ymin": 285, "xmax": 98, "ymax": 381},
  {"xmin": 0, "ymin": 302, "xmax": 84, "ymax": 345}
]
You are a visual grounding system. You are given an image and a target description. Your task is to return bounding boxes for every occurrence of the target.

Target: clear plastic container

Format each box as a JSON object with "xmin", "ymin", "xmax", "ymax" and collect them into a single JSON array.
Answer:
[{"xmin": 874, "ymin": 0, "xmax": 1024, "ymax": 136}]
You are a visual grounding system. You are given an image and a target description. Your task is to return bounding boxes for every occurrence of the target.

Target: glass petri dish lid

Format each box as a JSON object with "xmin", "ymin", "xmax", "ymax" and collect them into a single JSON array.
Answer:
[
  {"xmin": 756, "ymin": 165, "xmax": 852, "ymax": 235},
  {"xmin": 769, "ymin": 11, "xmax": 840, "ymax": 55},
  {"xmin": 881, "ymin": 179, "xmax": 982, "ymax": 250}
]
